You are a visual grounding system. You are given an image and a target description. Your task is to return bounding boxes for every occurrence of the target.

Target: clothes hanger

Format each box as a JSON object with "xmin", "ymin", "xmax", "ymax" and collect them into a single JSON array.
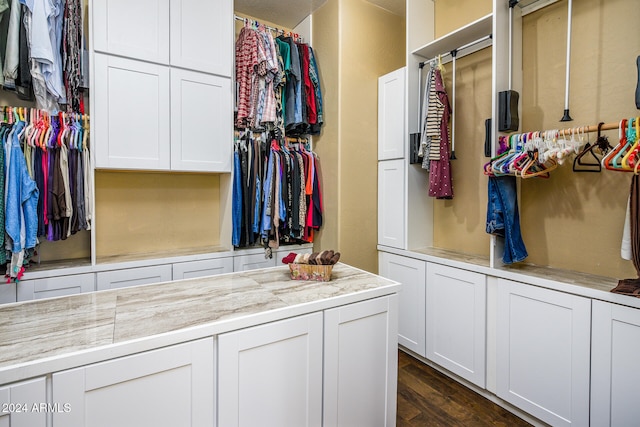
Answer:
[
  {"xmin": 573, "ymin": 124, "xmax": 607, "ymax": 172},
  {"xmin": 610, "ymin": 119, "xmax": 634, "ymax": 169},
  {"xmin": 602, "ymin": 119, "xmax": 627, "ymax": 170}
]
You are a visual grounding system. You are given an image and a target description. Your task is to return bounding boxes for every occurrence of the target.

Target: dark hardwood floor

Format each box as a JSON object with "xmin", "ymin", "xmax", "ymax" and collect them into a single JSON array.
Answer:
[{"xmin": 397, "ymin": 350, "xmax": 532, "ymax": 427}]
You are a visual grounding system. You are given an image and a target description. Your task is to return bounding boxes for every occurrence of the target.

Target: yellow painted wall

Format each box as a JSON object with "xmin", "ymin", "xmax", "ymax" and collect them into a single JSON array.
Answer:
[
  {"xmin": 312, "ymin": 0, "xmax": 341, "ymax": 255},
  {"xmin": 520, "ymin": 0, "xmax": 640, "ymax": 278},
  {"xmin": 95, "ymin": 171, "xmax": 221, "ymax": 259},
  {"xmin": 434, "ymin": 0, "xmax": 492, "ymax": 38},
  {"xmin": 432, "ymin": 46, "xmax": 492, "ymax": 256},
  {"xmin": 314, "ymin": 0, "xmax": 405, "ymax": 273}
]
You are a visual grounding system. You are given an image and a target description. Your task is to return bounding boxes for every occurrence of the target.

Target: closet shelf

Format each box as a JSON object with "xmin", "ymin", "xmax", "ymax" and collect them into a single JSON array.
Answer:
[{"xmin": 411, "ymin": 13, "xmax": 492, "ymax": 60}]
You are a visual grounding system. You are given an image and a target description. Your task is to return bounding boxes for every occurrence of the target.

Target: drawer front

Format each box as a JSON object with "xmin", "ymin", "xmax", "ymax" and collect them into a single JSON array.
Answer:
[
  {"xmin": 233, "ymin": 253, "xmax": 276, "ymax": 272},
  {"xmin": 96, "ymin": 265, "xmax": 172, "ymax": 291},
  {"xmin": 173, "ymin": 258, "xmax": 233, "ymax": 280},
  {"xmin": 17, "ymin": 274, "xmax": 95, "ymax": 302}
]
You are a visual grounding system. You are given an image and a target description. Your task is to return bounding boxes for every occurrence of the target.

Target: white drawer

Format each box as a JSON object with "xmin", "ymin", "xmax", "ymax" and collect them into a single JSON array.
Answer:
[
  {"xmin": 96, "ymin": 265, "xmax": 172, "ymax": 291},
  {"xmin": 0, "ymin": 282, "xmax": 16, "ymax": 304},
  {"xmin": 173, "ymin": 257, "xmax": 233, "ymax": 280},
  {"xmin": 233, "ymin": 253, "xmax": 276, "ymax": 272},
  {"xmin": 18, "ymin": 273, "xmax": 95, "ymax": 302}
]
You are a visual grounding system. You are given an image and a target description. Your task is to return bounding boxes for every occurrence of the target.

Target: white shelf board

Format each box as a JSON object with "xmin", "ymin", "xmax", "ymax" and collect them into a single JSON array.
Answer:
[{"xmin": 411, "ymin": 13, "xmax": 493, "ymax": 60}]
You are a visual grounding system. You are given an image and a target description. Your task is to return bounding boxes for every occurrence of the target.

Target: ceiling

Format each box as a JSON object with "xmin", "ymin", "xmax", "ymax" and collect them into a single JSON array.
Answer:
[{"xmin": 234, "ymin": 0, "xmax": 405, "ymax": 29}]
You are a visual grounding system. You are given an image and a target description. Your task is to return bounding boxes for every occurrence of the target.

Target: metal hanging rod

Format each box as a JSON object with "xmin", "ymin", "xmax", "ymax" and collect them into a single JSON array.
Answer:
[
  {"xmin": 234, "ymin": 14, "xmax": 303, "ymax": 41},
  {"xmin": 419, "ymin": 34, "xmax": 493, "ymax": 68},
  {"xmin": 513, "ymin": 121, "xmax": 622, "ymax": 136}
]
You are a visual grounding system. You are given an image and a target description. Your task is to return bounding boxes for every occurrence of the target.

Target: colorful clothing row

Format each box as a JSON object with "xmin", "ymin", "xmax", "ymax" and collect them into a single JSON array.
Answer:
[
  {"xmin": 0, "ymin": 108, "xmax": 91, "ymax": 280},
  {"xmin": 0, "ymin": 0, "xmax": 86, "ymax": 113},
  {"xmin": 235, "ymin": 24, "xmax": 324, "ymax": 137},
  {"xmin": 232, "ymin": 132, "xmax": 323, "ymax": 249}
]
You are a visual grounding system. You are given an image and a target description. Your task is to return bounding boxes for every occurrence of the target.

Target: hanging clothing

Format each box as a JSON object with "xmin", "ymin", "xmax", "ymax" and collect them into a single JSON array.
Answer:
[
  {"xmin": 427, "ymin": 67, "xmax": 453, "ymax": 199},
  {"xmin": 486, "ymin": 175, "xmax": 527, "ymax": 264},
  {"xmin": 233, "ymin": 132, "xmax": 322, "ymax": 249}
]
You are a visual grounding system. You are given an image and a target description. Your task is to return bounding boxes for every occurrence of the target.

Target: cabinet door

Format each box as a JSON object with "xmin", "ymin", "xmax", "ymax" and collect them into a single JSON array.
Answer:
[
  {"xmin": 324, "ymin": 295, "xmax": 398, "ymax": 427},
  {"xmin": 94, "ymin": 54, "xmax": 171, "ymax": 170},
  {"xmin": 52, "ymin": 338, "xmax": 214, "ymax": 427},
  {"xmin": 378, "ymin": 67, "xmax": 405, "ymax": 160},
  {"xmin": 426, "ymin": 263, "xmax": 486, "ymax": 387},
  {"xmin": 170, "ymin": 68, "xmax": 232, "ymax": 172},
  {"xmin": 93, "ymin": 0, "xmax": 170, "ymax": 64},
  {"xmin": 17, "ymin": 273, "xmax": 95, "ymax": 302},
  {"xmin": 496, "ymin": 279, "xmax": 590, "ymax": 427},
  {"xmin": 169, "ymin": 0, "xmax": 233, "ymax": 76},
  {"xmin": 591, "ymin": 300, "xmax": 640, "ymax": 426},
  {"xmin": 0, "ymin": 283, "xmax": 15, "ymax": 304},
  {"xmin": 172, "ymin": 257, "xmax": 233, "ymax": 280},
  {"xmin": 378, "ymin": 159, "xmax": 406, "ymax": 249},
  {"xmin": 378, "ymin": 252, "xmax": 426, "ymax": 356},
  {"xmin": 233, "ymin": 253, "xmax": 277, "ymax": 272},
  {"xmin": 218, "ymin": 313, "xmax": 323, "ymax": 427},
  {"xmin": 96, "ymin": 265, "xmax": 172, "ymax": 291},
  {"xmin": 0, "ymin": 377, "xmax": 46, "ymax": 427}
]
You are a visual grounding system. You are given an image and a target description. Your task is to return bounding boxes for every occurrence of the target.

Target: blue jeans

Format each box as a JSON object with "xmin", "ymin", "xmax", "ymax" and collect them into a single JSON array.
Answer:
[{"xmin": 486, "ymin": 176, "xmax": 528, "ymax": 264}]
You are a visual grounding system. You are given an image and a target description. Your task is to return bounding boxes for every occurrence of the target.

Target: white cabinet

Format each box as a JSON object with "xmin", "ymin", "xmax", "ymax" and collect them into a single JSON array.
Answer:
[
  {"xmin": 591, "ymin": 300, "xmax": 640, "ymax": 426},
  {"xmin": 0, "ymin": 377, "xmax": 47, "ymax": 427},
  {"xmin": 93, "ymin": 0, "xmax": 170, "ymax": 64},
  {"xmin": 94, "ymin": 55, "xmax": 232, "ymax": 172},
  {"xmin": 378, "ymin": 252, "xmax": 426, "ymax": 356},
  {"xmin": 378, "ymin": 67, "xmax": 405, "ymax": 160},
  {"xmin": 17, "ymin": 273, "xmax": 95, "ymax": 302},
  {"xmin": 324, "ymin": 295, "xmax": 398, "ymax": 427},
  {"xmin": 170, "ymin": 68, "xmax": 232, "ymax": 172},
  {"xmin": 52, "ymin": 338, "xmax": 214, "ymax": 427},
  {"xmin": 94, "ymin": 54, "xmax": 171, "ymax": 170},
  {"xmin": 93, "ymin": 0, "xmax": 233, "ymax": 77},
  {"xmin": 0, "ymin": 283, "xmax": 16, "ymax": 304},
  {"xmin": 169, "ymin": 0, "xmax": 233, "ymax": 76},
  {"xmin": 426, "ymin": 264, "xmax": 486, "ymax": 387},
  {"xmin": 233, "ymin": 253, "xmax": 277, "ymax": 272},
  {"xmin": 218, "ymin": 313, "xmax": 323, "ymax": 427},
  {"xmin": 96, "ymin": 265, "xmax": 172, "ymax": 290},
  {"xmin": 378, "ymin": 159, "xmax": 406, "ymax": 249},
  {"xmin": 172, "ymin": 257, "xmax": 233, "ymax": 280},
  {"xmin": 496, "ymin": 279, "xmax": 591, "ymax": 427}
]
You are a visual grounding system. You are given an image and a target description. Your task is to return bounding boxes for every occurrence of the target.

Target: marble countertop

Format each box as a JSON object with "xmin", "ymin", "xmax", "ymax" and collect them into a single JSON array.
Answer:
[{"xmin": 0, "ymin": 263, "xmax": 399, "ymax": 384}]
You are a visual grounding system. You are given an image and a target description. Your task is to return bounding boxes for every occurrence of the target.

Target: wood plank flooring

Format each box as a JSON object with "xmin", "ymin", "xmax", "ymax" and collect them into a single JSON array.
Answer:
[{"xmin": 397, "ymin": 350, "xmax": 532, "ymax": 427}]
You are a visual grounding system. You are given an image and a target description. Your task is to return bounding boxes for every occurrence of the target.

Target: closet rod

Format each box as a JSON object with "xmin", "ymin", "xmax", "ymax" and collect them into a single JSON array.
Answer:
[
  {"xmin": 519, "ymin": 121, "xmax": 620, "ymax": 136},
  {"xmin": 234, "ymin": 14, "xmax": 300, "ymax": 40},
  {"xmin": 418, "ymin": 34, "xmax": 492, "ymax": 68}
]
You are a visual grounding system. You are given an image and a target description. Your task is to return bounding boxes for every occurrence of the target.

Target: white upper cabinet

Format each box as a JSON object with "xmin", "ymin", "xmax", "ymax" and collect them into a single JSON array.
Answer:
[
  {"xmin": 378, "ymin": 68, "xmax": 406, "ymax": 160},
  {"xmin": 94, "ymin": 54, "xmax": 171, "ymax": 170},
  {"xmin": 93, "ymin": 0, "xmax": 171, "ymax": 64},
  {"xmin": 170, "ymin": 68, "xmax": 232, "ymax": 172},
  {"xmin": 170, "ymin": 0, "xmax": 233, "ymax": 76},
  {"xmin": 93, "ymin": 0, "xmax": 233, "ymax": 78}
]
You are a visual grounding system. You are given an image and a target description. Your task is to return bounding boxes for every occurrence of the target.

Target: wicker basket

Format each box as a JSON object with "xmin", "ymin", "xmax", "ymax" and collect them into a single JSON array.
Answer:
[{"xmin": 288, "ymin": 263, "xmax": 333, "ymax": 282}]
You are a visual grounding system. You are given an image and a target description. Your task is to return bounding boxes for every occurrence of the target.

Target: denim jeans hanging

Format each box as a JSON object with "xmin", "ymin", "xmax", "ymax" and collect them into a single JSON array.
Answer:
[{"xmin": 486, "ymin": 175, "xmax": 528, "ymax": 264}]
